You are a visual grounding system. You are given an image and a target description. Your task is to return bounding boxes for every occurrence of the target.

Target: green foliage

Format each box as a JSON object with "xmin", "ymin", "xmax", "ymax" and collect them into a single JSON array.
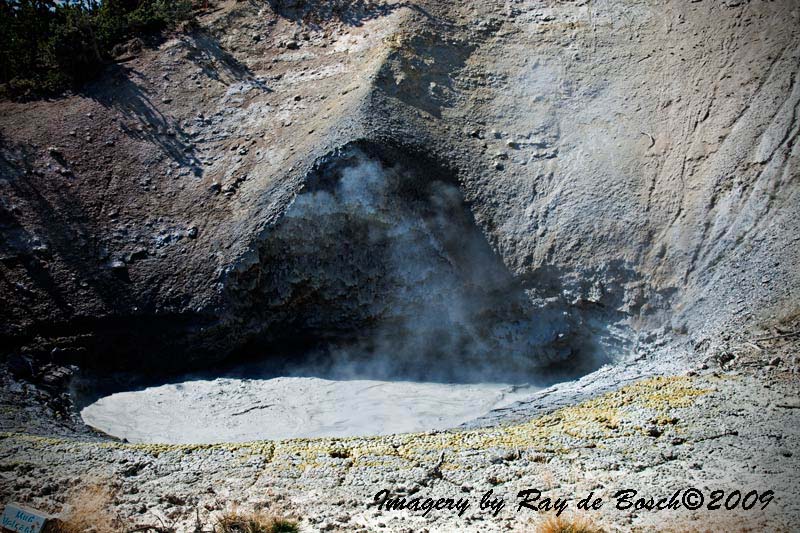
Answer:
[{"xmin": 0, "ymin": 0, "xmax": 195, "ymax": 99}]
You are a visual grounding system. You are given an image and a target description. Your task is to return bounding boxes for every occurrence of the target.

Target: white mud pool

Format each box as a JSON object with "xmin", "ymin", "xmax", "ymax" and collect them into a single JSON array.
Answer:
[{"xmin": 80, "ymin": 377, "xmax": 539, "ymax": 443}]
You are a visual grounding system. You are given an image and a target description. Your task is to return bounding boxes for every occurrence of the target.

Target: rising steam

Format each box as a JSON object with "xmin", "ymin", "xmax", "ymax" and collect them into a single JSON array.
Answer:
[{"xmin": 256, "ymin": 149, "xmax": 591, "ymax": 383}]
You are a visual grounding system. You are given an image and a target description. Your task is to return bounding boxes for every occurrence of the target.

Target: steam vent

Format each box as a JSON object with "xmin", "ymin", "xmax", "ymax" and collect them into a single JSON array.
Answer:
[{"xmin": 1, "ymin": 0, "xmax": 798, "ymax": 531}]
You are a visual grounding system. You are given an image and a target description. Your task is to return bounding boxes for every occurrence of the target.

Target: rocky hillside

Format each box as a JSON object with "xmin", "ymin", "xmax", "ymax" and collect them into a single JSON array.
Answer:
[
  {"xmin": 1, "ymin": 1, "xmax": 799, "ymax": 532},
  {"xmin": 1, "ymin": 0, "xmax": 798, "ymax": 375}
]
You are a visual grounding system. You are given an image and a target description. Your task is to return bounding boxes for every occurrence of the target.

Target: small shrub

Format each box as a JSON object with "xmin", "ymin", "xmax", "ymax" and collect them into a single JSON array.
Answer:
[
  {"xmin": 215, "ymin": 510, "xmax": 299, "ymax": 533},
  {"xmin": 0, "ymin": 0, "xmax": 196, "ymax": 99},
  {"xmin": 537, "ymin": 514, "xmax": 605, "ymax": 533},
  {"xmin": 328, "ymin": 447, "xmax": 351, "ymax": 459}
]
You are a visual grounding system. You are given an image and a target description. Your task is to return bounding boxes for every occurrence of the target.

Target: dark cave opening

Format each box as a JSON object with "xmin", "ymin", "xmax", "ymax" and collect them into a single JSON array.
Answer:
[{"xmin": 220, "ymin": 141, "xmax": 629, "ymax": 385}]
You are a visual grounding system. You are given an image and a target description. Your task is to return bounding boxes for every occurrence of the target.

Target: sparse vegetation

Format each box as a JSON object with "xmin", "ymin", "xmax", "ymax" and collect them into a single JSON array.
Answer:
[
  {"xmin": 0, "ymin": 0, "xmax": 196, "ymax": 99},
  {"xmin": 55, "ymin": 482, "xmax": 121, "ymax": 533},
  {"xmin": 536, "ymin": 514, "xmax": 605, "ymax": 533},
  {"xmin": 215, "ymin": 510, "xmax": 299, "ymax": 533},
  {"xmin": 50, "ymin": 481, "xmax": 298, "ymax": 533}
]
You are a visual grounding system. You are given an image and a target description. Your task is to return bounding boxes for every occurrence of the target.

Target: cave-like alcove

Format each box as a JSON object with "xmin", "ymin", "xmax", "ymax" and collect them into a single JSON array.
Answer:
[{"xmin": 75, "ymin": 141, "xmax": 628, "ymax": 443}]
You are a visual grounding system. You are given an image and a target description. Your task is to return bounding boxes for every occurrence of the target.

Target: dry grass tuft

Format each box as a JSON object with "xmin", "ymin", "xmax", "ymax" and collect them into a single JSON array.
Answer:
[
  {"xmin": 214, "ymin": 510, "xmax": 298, "ymax": 533},
  {"xmin": 537, "ymin": 514, "xmax": 605, "ymax": 533},
  {"xmin": 55, "ymin": 482, "xmax": 120, "ymax": 533},
  {"xmin": 47, "ymin": 481, "xmax": 299, "ymax": 533}
]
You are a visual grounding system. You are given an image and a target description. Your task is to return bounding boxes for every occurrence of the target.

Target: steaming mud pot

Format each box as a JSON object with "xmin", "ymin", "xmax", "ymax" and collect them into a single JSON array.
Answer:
[
  {"xmin": 80, "ymin": 377, "xmax": 539, "ymax": 443},
  {"xmin": 76, "ymin": 151, "xmax": 616, "ymax": 445}
]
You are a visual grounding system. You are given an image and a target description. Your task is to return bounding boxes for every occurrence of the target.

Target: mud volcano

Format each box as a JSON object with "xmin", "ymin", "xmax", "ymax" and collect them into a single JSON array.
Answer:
[
  {"xmin": 1, "ymin": 0, "xmax": 798, "ymax": 530},
  {"xmin": 78, "ymin": 146, "xmax": 625, "ymax": 443}
]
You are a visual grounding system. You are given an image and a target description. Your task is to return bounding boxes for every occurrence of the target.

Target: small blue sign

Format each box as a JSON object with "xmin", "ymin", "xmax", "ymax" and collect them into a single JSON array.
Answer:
[{"xmin": 1, "ymin": 503, "xmax": 49, "ymax": 533}]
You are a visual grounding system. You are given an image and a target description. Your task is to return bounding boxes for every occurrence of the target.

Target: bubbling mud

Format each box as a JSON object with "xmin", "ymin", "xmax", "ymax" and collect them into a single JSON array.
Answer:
[{"xmin": 80, "ymin": 377, "xmax": 539, "ymax": 443}]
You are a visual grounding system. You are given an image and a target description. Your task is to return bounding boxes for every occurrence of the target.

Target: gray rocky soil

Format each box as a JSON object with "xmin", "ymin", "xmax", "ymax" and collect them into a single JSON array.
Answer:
[{"xmin": 1, "ymin": 0, "xmax": 799, "ymax": 531}]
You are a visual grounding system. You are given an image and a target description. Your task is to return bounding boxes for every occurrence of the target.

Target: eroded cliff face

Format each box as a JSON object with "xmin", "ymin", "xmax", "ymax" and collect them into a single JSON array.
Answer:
[
  {"xmin": 369, "ymin": 0, "xmax": 800, "ymax": 338},
  {"xmin": 0, "ymin": 0, "xmax": 798, "ymax": 378}
]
